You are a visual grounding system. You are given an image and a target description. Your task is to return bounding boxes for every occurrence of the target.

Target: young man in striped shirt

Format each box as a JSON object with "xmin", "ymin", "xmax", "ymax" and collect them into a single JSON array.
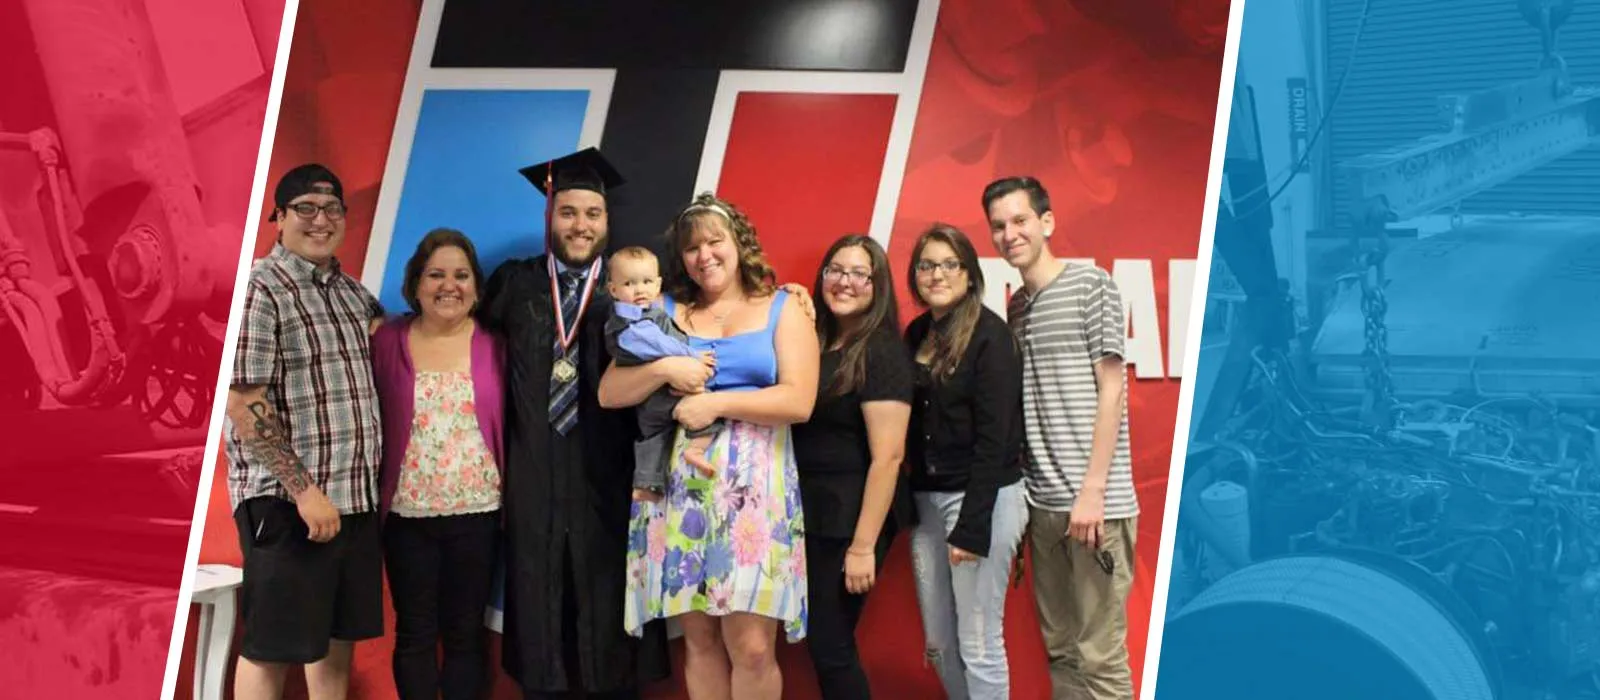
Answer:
[{"xmin": 989, "ymin": 176, "xmax": 1137, "ymax": 700}]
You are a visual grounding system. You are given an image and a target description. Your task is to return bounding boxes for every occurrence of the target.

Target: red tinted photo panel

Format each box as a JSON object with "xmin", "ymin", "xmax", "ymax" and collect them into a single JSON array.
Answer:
[{"xmin": 0, "ymin": 0, "xmax": 284, "ymax": 698}]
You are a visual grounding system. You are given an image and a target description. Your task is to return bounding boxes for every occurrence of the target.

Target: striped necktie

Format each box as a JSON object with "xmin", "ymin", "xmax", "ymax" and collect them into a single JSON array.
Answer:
[{"xmin": 549, "ymin": 270, "xmax": 583, "ymax": 435}]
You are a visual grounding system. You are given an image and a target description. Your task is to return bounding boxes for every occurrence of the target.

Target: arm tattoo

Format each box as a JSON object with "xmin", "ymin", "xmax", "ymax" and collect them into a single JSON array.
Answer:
[{"xmin": 243, "ymin": 400, "xmax": 314, "ymax": 497}]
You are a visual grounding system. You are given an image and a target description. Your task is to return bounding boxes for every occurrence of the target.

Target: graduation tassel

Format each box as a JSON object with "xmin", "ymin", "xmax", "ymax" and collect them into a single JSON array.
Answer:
[{"xmin": 543, "ymin": 164, "xmax": 555, "ymax": 255}]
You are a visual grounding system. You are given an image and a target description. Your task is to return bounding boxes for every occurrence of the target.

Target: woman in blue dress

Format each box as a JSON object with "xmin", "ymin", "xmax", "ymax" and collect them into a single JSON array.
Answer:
[{"xmin": 599, "ymin": 192, "xmax": 819, "ymax": 700}]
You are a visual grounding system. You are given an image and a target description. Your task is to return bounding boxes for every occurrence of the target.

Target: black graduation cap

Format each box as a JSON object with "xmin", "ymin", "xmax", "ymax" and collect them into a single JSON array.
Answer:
[{"xmin": 518, "ymin": 147, "xmax": 625, "ymax": 199}]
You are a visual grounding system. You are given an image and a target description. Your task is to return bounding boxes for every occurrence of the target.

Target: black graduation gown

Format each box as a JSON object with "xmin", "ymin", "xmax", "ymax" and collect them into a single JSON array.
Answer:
[{"xmin": 480, "ymin": 254, "xmax": 670, "ymax": 694}]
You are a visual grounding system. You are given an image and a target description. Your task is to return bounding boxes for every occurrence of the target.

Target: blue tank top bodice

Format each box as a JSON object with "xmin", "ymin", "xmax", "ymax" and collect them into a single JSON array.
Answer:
[{"xmin": 665, "ymin": 290, "xmax": 787, "ymax": 392}]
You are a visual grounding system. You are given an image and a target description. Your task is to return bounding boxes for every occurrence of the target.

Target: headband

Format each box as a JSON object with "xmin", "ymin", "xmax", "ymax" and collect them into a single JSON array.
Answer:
[{"xmin": 679, "ymin": 200, "xmax": 733, "ymax": 221}]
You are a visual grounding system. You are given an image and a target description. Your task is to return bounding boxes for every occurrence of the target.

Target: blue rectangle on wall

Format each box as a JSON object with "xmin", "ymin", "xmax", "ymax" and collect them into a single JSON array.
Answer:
[{"xmin": 380, "ymin": 88, "xmax": 589, "ymax": 312}]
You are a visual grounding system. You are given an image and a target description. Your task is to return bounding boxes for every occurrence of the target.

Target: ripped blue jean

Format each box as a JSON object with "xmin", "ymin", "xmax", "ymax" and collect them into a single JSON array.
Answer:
[{"xmin": 910, "ymin": 482, "xmax": 1029, "ymax": 700}]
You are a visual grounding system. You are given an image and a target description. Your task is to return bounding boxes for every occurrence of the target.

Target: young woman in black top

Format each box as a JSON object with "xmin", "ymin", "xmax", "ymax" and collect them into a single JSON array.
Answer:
[
  {"xmin": 903, "ymin": 224, "xmax": 1026, "ymax": 700},
  {"xmin": 792, "ymin": 234, "xmax": 914, "ymax": 700}
]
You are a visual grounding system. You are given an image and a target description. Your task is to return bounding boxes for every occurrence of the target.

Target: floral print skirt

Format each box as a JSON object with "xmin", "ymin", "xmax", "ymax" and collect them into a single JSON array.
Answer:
[{"xmin": 623, "ymin": 419, "xmax": 808, "ymax": 642}]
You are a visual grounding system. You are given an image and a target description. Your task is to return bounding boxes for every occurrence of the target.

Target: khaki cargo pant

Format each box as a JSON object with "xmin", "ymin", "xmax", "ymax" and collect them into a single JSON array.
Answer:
[{"xmin": 1028, "ymin": 507, "xmax": 1137, "ymax": 700}]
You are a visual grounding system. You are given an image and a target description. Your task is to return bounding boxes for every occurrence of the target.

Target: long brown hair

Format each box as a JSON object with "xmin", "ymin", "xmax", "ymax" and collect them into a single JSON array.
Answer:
[
  {"xmin": 661, "ymin": 192, "xmax": 776, "ymax": 314},
  {"xmin": 907, "ymin": 223, "xmax": 985, "ymax": 382},
  {"xmin": 813, "ymin": 234, "xmax": 899, "ymax": 397}
]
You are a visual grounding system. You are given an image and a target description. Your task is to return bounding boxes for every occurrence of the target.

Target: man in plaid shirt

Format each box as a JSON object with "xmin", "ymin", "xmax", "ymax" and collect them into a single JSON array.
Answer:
[{"xmin": 223, "ymin": 164, "xmax": 385, "ymax": 700}]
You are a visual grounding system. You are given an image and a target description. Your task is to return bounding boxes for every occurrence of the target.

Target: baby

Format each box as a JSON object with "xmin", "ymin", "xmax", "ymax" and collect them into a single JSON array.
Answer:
[{"xmin": 602, "ymin": 246, "xmax": 720, "ymax": 501}]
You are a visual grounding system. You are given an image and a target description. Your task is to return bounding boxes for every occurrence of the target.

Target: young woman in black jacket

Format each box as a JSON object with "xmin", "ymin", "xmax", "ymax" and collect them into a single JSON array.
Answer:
[{"xmin": 902, "ymin": 224, "xmax": 1028, "ymax": 700}]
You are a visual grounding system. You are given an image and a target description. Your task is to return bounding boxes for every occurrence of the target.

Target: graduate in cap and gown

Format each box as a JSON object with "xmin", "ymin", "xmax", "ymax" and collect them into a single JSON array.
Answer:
[{"xmin": 479, "ymin": 148, "xmax": 670, "ymax": 699}]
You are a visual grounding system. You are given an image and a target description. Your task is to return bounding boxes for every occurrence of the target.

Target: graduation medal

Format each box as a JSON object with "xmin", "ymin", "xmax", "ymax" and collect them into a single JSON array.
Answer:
[
  {"xmin": 552, "ymin": 356, "xmax": 577, "ymax": 382},
  {"xmin": 548, "ymin": 255, "xmax": 601, "ymax": 383}
]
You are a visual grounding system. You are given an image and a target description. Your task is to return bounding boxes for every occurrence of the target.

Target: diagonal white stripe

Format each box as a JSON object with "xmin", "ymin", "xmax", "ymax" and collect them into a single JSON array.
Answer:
[
  {"xmin": 159, "ymin": 1, "xmax": 304, "ymax": 698},
  {"xmin": 1138, "ymin": 1, "xmax": 1251, "ymax": 697}
]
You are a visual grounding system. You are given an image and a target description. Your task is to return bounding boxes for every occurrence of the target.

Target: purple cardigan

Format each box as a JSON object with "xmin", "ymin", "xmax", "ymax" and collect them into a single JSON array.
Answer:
[{"xmin": 370, "ymin": 316, "xmax": 506, "ymax": 520}]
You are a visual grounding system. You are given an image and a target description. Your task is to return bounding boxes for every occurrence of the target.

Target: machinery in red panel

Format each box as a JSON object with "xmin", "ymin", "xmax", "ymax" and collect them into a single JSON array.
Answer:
[
  {"xmin": 0, "ymin": 0, "xmax": 267, "ymax": 462},
  {"xmin": 0, "ymin": 0, "xmax": 278, "ymax": 695}
]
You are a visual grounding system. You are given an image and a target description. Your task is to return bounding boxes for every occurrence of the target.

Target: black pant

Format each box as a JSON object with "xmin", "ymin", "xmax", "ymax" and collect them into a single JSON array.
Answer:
[
  {"xmin": 383, "ymin": 511, "xmax": 499, "ymax": 700},
  {"xmin": 805, "ymin": 534, "xmax": 891, "ymax": 700}
]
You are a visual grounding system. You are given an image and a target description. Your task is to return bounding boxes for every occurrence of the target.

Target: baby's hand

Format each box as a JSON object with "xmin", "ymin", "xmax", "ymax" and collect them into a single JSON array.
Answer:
[
  {"xmin": 632, "ymin": 488, "xmax": 663, "ymax": 503},
  {"xmin": 698, "ymin": 351, "xmax": 717, "ymax": 369}
]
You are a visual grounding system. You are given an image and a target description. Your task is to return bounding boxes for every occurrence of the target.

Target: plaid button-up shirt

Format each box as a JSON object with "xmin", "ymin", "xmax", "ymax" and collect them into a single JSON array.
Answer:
[{"xmin": 224, "ymin": 244, "xmax": 384, "ymax": 514}]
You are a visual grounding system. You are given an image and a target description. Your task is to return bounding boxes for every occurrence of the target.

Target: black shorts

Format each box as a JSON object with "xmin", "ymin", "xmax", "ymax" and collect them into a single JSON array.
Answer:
[{"xmin": 234, "ymin": 496, "xmax": 384, "ymax": 664}]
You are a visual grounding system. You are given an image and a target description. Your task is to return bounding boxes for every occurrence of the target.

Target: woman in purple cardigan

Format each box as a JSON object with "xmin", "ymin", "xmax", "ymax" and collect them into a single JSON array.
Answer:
[{"xmin": 370, "ymin": 228, "xmax": 505, "ymax": 700}]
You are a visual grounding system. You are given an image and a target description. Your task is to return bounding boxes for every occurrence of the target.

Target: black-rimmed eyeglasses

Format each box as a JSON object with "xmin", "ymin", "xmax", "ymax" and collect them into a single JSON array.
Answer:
[
  {"xmin": 286, "ymin": 201, "xmax": 347, "ymax": 221},
  {"xmin": 915, "ymin": 259, "xmax": 963, "ymax": 275},
  {"xmin": 823, "ymin": 266, "xmax": 872, "ymax": 286}
]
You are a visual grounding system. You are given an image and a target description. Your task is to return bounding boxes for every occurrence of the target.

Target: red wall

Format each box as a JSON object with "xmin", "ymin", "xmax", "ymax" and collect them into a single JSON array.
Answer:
[{"xmin": 181, "ymin": 1, "xmax": 1228, "ymax": 697}]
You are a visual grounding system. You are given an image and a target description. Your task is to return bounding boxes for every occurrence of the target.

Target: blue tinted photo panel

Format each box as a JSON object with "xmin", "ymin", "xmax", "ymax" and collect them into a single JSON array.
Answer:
[{"xmin": 1159, "ymin": 1, "xmax": 1600, "ymax": 699}]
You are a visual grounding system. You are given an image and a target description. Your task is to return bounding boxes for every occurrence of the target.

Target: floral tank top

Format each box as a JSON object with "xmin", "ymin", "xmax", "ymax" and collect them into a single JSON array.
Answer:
[{"xmin": 391, "ymin": 371, "xmax": 501, "ymax": 517}]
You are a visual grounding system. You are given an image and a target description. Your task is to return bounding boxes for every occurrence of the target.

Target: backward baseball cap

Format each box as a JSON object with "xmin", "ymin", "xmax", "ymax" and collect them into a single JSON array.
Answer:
[{"xmin": 269, "ymin": 163, "xmax": 344, "ymax": 222}]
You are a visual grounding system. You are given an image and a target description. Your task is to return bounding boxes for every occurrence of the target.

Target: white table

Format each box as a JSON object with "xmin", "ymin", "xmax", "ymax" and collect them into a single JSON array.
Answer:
[{"xmin": 191, "ymin": 564, "xmax": 244, "ymax": 700}]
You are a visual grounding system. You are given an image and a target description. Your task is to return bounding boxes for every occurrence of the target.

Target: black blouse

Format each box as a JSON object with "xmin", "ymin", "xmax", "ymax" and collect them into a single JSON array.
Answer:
[
  {"xmin": 904, "ymin": 306, "xmax": 1024, "ymax": 557},
  {"xmin": 793, "ymin": 326, "xmax": 915, "ymax": 540}
]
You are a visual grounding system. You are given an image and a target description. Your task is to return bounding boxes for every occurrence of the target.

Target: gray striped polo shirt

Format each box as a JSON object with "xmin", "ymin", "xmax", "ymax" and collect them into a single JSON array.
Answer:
[{"xmin": 1006, "ymin": 262, "xmax": 1138, "ymax": 518}]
